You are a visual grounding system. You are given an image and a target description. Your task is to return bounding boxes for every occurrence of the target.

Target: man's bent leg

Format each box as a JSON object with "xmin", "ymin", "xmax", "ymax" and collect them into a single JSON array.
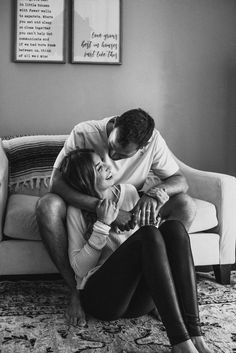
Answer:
[
  {"xmin": 160, "ymin": 193, "xmax": 196, "ymax": 231},
  {"xmin": 36, "ymin": 193, "xmax": 76, "ymax": 290},
  {"xmin": 36, "ymin": 193, "xmax": 80, "ymax": 325}
]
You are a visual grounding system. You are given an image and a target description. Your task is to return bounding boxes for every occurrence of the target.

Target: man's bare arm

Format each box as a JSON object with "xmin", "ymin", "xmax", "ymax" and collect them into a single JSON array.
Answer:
[
  {"xmin": 152, "ymin": 171, "xmax": 188, "ymax": 196},
  {"xmin": 50, "ymin": 168, "xmax": 98, "ymax": 212}
]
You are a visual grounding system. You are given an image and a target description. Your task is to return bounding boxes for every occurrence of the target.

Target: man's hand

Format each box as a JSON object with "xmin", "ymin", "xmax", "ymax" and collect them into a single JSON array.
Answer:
[
  {"xmin": 111, "ymin": 209, "xmax": 134, "ymax": 232},
  {"xmin": 132, "ymin": 188, "xmax": 169, "ymax": 227},
  {"xmin": 132, "ymin": 194, "xmax": 159, "ymax": 227}
]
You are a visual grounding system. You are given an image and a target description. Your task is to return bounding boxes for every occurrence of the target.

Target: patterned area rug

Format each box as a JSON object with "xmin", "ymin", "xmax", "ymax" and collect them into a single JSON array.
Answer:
[{"xmin": 0, "ymin": 272, "xmax": 235, "ymax": 353}]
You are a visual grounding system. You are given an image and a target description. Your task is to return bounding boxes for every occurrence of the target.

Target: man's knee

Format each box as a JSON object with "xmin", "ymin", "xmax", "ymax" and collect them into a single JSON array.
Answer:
[
  {"xmin": 161, "ymin": 192, "xmax": 196, "ymax": 229},
  {"xmin": 173, "ymin": 193, "xmax": 197, "ymax": 223},
  {"xmin": 36, "ymin": 193, "xmax": 67, "ymax": 224}
]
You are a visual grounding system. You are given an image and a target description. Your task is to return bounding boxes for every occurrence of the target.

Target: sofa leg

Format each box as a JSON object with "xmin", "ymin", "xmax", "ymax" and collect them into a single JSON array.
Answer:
[{"xmin": 213, "ymin": 264, "xmax": 231, "ymax": 284}]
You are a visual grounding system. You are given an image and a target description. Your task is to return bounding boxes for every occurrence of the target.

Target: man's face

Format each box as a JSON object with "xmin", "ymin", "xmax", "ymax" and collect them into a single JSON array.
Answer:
[{"xmin": 108, "ymin": 127, "xmax": 139, "ymax": 160}]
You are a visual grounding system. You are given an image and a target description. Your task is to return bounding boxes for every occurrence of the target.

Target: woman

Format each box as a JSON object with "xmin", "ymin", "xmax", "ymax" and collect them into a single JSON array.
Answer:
[{"xmin": 60, "ymin": 148, "xmax": 211, "ymax": 353}]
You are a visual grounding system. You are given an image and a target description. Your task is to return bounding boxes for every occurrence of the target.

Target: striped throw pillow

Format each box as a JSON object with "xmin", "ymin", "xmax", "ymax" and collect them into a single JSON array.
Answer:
[{"xmin": 3, "ymin": 135, "xmax": 67, "ymax": 192}]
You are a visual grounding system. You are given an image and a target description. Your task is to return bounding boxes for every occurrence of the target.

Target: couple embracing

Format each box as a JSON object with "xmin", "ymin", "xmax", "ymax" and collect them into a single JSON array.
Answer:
[{"xmin": 36, "ymin": 108, "xmax": 211, "ymax": 353}]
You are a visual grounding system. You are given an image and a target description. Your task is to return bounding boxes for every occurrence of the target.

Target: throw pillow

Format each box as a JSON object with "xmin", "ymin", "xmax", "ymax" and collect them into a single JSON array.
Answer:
[{"xmin": 3, "ymin": 135, "xmax": 67, "ymax": 195}]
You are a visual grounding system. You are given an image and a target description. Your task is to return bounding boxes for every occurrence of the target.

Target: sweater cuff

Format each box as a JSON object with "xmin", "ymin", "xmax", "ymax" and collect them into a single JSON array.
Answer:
[
  {"xmin": 94, "ymin": 220, "xmax": 111, "ymax": 234},
  {"xmin": 88, "ymin": 221, "xmax": 110, "ymax": 250}
]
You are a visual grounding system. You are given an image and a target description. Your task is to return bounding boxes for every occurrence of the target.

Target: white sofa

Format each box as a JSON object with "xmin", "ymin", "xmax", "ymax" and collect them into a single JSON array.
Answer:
[
  {"xmin": 0, "ymin": 135, "xmax": 235, "ymax": 284},
  {"xmin": 175, "ymin": 156, "xmax": 236, "ymax": 283}
]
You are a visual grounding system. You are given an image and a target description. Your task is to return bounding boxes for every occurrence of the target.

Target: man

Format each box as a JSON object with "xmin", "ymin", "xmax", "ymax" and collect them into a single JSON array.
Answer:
[{"xmin": 36, "ymin": 108, "xmax": 196, "ymax": 325}]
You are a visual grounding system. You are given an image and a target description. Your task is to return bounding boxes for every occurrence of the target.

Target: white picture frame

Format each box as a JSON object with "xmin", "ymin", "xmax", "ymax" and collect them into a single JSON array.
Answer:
[
  {"xmin": 14, "ymin": 0, "xmax": 66, "ymax": 63},
  {"xmin": 72, "ymin": 0, "xmax": 122, "ymax": 64}
]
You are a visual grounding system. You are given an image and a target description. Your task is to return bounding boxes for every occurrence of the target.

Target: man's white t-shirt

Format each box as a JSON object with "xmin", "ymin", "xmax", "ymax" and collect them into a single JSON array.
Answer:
[{"xmin": 53, "ymin": 117, "xmax": 179, "ymax": 190}]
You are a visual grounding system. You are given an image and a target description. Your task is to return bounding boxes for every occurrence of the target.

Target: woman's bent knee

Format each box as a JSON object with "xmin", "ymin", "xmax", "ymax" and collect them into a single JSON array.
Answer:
[
  {"xmin": 160, "ymin": 220, "xmax": 190, "ymax": 246},
  {"xmin": 140, "ymin": 226, "xmax": 163, "ymax": 246}
]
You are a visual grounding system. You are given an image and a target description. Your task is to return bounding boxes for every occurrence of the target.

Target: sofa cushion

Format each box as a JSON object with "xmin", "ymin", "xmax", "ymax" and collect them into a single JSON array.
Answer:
[
  {"xmin": 189, "ymin": 198, "xmax": 218, "ymax": 233},
  {"xmin": 3, "ymin": 194, "xmax": 218, "ymax": 241},
  {"xmin": 3, "ymin": 135, "xmax": 67, "ymax": 196},
  {"xmin": 4, "ymin": 194, "xmax": 41, "ymax": 240}
]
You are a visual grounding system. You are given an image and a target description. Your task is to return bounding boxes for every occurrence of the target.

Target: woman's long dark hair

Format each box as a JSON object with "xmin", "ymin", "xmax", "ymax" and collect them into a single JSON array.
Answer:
[{"xmin": 60, "ymin": 148, "xmax": 100, "ymax": 240}]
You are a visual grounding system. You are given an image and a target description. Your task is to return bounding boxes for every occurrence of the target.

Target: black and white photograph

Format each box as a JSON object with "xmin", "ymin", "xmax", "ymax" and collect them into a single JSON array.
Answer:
[{"xmin": 0, "ymin": 0, "xmax": 235, "ymax": 352}]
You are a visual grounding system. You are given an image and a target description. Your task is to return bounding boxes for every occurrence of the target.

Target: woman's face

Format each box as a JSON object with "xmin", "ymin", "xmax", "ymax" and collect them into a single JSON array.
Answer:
[{"xmin": 91, "ymin": 153, "xmax": 114, "ymax": 193}]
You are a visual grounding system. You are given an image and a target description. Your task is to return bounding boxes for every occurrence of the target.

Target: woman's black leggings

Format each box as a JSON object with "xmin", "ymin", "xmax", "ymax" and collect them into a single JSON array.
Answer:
[{"xmin": 80, "ymin": 220, "xmax": 202, "ymax": 346}]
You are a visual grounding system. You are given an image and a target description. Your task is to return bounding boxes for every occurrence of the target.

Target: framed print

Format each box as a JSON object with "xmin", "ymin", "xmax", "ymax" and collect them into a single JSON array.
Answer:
[
  {"xmin": 72, "ymin": 0, "xmax": 122, "ymax": 64},
  {"xmin": 14, "ymin": 0, "xmax": 66, "ymax": 63}
]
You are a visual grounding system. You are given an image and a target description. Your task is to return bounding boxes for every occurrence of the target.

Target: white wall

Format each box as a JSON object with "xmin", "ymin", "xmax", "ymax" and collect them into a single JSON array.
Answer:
[{"xmin": 0, "ymin": 0, "xmax": 236, "ymax": 174}]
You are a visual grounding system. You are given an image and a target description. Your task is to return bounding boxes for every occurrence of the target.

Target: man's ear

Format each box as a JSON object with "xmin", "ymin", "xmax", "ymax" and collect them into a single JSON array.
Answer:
[{"xmin": 106, "ymin": 117, "xmax": 116, "ymax": 136}]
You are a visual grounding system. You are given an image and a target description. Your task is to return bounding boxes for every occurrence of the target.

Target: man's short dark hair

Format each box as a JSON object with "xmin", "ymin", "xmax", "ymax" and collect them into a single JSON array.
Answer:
[{"xmin": 114, "ymin": 108, "xmax": 155, "ymax": 148}]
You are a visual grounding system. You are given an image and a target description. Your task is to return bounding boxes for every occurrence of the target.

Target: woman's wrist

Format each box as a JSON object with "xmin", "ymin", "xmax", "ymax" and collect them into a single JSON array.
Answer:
[
  {"xmin": 145, "ymin": 187, "xmax": 168, "ymax": 200},
  {"xmin": 97, "ymin": 218, "xmax": 111, "ymax": 227},
  {"xmin": 144, "ymin": 187, "xmax": 170, "ymax": 210}
]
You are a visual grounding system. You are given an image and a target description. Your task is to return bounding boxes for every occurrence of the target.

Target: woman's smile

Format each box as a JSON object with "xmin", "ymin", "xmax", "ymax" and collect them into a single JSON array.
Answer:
[{"xmin": 106, "ymin": 171, "xmax": 113, "ymax": 180}]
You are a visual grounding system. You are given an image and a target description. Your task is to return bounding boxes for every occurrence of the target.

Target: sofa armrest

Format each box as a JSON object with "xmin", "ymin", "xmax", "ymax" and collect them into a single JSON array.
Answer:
[
  {"xmin": 175, "ymin": 157, "xmax": 236, "ymax": 264},
  {"xmin": 0, "ymin": 139, "xmax": 8, "ymax": 241}
]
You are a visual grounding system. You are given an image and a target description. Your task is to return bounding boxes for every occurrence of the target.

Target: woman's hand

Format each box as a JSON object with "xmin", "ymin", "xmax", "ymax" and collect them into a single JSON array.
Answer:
[
  {"xmin": 146, "ymin": 187, "xmax": 169, "ymax": 212},
  {"xmin": 96, "ymin": 199, "xmax": 119, "ymax": 225}
]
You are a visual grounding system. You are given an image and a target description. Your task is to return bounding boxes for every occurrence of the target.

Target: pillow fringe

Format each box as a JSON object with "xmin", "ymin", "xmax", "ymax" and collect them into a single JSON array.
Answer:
[
  {"xmin": 9, "ymin": 176, "xmax": 50, "ymax": 191},
  {"xmin": 43, "ymin": 176, "xmax": 49, "ymax": 188}
]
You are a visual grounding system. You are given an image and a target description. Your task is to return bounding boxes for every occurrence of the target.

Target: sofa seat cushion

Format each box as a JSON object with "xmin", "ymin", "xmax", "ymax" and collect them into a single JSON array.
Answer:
[
  {"xmin": 189, "ymin": 198, "xmax": 218, "ymax": 233},
  {"xmin": 0, "ymin": 240, "xmax": 58, "ymax": 275},
  {"xmin": 4, "ymin": 194, "xmax": 218, "ymax": 241},
  {"xmin": 4, "ymin": 194, "xmax": 41, "ymax": 240}
]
